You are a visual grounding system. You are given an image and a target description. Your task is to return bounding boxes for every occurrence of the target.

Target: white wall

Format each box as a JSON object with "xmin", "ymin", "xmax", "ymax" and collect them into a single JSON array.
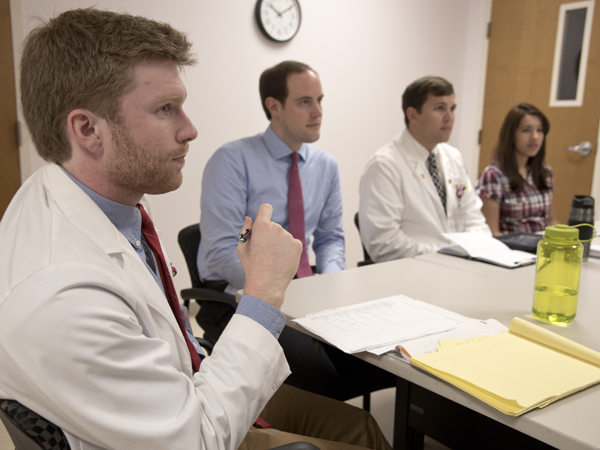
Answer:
[{"xmin": 10, "ymin": 0, "xmax": 491, "ymax": 294}]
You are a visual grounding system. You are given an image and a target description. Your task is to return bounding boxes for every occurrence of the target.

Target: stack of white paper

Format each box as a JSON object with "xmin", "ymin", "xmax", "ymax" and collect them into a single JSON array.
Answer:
[{"xmin": 292, "ymin": 295, "xmax": 459, "ymax": 354}]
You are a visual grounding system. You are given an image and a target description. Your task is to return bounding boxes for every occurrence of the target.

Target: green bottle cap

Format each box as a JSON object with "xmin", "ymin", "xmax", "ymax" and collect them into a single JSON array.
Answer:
[{"xmin": 544, "ymin": 224, "xmax": 579, "ymax": 240}]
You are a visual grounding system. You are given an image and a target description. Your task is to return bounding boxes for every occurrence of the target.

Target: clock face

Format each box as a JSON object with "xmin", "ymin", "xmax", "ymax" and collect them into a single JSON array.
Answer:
[{"xmin": 256, "ymin": 0, "xmax": 302, "ymax": 42}]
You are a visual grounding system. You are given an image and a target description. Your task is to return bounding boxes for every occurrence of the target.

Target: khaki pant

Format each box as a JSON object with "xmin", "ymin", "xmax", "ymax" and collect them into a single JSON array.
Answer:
[{"xmin": 238, "ymin": 385, "xmax": 392, "ymax": 450}]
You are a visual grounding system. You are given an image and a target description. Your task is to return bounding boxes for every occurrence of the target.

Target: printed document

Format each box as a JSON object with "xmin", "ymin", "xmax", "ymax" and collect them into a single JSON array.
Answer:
[{"xmin": 292, "ymin": 295, "xmax": 460, "ymax": 354}]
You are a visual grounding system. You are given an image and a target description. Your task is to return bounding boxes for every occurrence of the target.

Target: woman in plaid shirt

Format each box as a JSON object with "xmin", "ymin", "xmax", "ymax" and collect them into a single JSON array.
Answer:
[{"xmin": 476, "ymin": 103, "xmax": 558, "ymax": 236}]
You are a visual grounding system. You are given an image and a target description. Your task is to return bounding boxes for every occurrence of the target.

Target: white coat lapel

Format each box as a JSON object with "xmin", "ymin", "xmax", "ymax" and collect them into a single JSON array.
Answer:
[
  {"xmin": 43, "ymin": 164, "xmax": 184, "ymax": 341},
  {"xmin": 419, "ymin": 157, "xmax": 444, "ymax": 212},
  {"xmin": 438, "ymin": 150, "xmax": 465, "ymax": 212},
  {"xmin": 402, "ymin": 134, "xmax": 446, "ymax": 220}
]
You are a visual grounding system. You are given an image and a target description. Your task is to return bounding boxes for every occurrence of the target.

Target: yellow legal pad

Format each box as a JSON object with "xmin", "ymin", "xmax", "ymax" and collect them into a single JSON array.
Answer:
[{"xmin": 411, "ymin": 317, "xmax": 600, "ymax": 416}]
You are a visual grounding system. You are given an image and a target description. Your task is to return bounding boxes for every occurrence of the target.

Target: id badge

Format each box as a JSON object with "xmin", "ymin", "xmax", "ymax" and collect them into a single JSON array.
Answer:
[{"xmin": 452, "ymin": 181, "xmax": 468, "ymax": 232}]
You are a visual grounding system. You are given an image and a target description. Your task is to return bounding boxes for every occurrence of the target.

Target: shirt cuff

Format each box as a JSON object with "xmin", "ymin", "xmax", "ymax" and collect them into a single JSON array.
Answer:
[
  {"xmin": 320, "ymin": 261, "xmax": 345, "ymax": 274},
  {"xmin": 236, "ymin": 294, "xmax": 287, "ymax": 338}
]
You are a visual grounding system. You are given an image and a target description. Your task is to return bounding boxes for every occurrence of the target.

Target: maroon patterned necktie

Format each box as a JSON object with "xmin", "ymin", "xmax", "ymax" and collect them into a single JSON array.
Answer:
[
  {"xmin": 288, "ymin": 152, "xmax": 313, "ymax": 278},
  {"xmin": 136, "ymin": 205, "xmax": 201, "ymax": 372}
]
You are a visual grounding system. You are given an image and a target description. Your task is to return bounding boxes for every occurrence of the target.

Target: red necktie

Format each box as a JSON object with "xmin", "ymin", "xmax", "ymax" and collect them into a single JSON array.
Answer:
[
  {"xmin": 136, "ymin": 205, "xmax": 201, "ymax": 372},
  {"xmin": 288, "ymin": 152, "xmax": 313, "ymax": 278},
  {"xmin": 137, "ymin": 207, "xmax": 272, "ymax": 429}
]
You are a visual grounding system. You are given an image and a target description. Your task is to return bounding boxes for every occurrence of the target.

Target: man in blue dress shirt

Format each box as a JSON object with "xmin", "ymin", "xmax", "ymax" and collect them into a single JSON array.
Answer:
[
  {"xmin": 196, "ymin": 61, "xmax": 395, "ymax": 401},
  {"xmin": 198, "ymin": 61, "xmax": 344, "ymax": 295}
]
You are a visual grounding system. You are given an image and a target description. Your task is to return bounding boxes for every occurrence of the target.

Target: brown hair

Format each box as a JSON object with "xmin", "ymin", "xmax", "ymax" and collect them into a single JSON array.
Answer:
[
  {"xmin": 493, "ymin": 103, "xmax": 550, "ymax": 192},
  {"xmin": 402, "ymin": 76, "xmax": 454, "ymax": 126},
  {"xmin": 20, "ymin": 8, "xmax": 196, "ymax": 163},
  {"xmin": 259, "ymin": 60, "xmax": 316, "ymax": 120}
]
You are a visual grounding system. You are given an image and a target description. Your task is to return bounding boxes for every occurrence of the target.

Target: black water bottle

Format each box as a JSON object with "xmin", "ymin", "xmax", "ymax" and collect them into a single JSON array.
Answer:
[{"xmin": 567, "ymin": 195, "xmax": 595, "ymax": 261}]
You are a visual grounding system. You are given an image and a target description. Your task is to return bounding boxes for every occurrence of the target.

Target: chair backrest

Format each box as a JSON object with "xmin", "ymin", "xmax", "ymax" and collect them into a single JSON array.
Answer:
[
  {"xmin": 269, "ymin": 442, "xmax": 320, "ymax": 450},
  {"xmin": 0, "ymin": 400, "xmax": 70, "ymax": 450},
  {"xmin": 177, "ymin": 224, "xmax": 204, "ymax": 289},
  {"xmin": 353, "ymin": 212, "xmax": 373, "ymax": 265}
]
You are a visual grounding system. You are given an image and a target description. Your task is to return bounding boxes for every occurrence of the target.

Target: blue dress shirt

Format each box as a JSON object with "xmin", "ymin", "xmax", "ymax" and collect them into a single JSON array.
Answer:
[
  {"xmin": 197, "ymin": 126, "xmax": 345, "ymax": 289},
  {"xmin": 60, "ymin": 165, "xmax": 285, "ymax": 339}
]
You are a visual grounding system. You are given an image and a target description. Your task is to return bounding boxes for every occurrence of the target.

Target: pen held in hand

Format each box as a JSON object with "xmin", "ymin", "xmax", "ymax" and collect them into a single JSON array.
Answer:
[{"xmin": 239, "ymin": 228, "xmax": 252, "ymax": 243}]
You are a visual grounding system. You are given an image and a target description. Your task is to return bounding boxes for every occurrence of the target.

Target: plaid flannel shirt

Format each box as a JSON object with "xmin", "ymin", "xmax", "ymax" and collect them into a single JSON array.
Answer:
[{"xmin": 476, "ymin": 163, "xmax": 554, "ymax": 233}]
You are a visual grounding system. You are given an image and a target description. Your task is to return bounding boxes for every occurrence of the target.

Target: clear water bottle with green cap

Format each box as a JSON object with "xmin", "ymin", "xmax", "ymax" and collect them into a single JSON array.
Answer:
[{"xmin": 533, "ymin": 224, "xmax": 595, "ymax": 323}]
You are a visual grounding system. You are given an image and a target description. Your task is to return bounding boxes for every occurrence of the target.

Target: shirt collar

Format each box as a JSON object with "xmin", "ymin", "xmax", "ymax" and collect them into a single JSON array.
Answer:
[
  {"xmin": 59, "ymin": 165, "xmax": 143, "ymax": 245},
  {"xmin": 263, "ymin": 125, "xmax": 308, "ymax": 162},
  {"xmin": 405, "ymin": 128, "xmax": 438, "ymax": 162}
]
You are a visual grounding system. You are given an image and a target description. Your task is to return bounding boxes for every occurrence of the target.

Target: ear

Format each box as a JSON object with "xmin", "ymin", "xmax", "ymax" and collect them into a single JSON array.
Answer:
[
  {"xmin": 406, "ymin": 106, "xmax": 419, "ymax": 125},
  {"xmin": 66, "ymin": 109, "xmax": 107, "ymax": 155},
  {"xmin": 265, "ymin": 97, "xmax": 282, "ymax": 119}
]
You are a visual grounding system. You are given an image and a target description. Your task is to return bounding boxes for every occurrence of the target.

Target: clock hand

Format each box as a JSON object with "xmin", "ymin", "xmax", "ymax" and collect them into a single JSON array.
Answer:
[
  {"xmin": 280, "ymin": 4, "xmax": 296, "ymax": 14},
  {"xmin": 268, "ymin": 2, "xmax": 282, "ymax": 17}
]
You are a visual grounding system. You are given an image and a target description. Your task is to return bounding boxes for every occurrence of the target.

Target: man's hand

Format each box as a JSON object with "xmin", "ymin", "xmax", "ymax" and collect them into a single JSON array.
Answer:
[{"xmin": 237, "ymin": 204, "xmax": 302, "ymax": 309}]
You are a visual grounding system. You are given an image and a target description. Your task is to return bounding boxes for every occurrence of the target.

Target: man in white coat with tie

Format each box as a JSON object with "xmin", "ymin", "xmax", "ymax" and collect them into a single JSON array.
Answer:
[
  {"xmin": 0, "ymin": 8, "xmax": 391, "ymax": 450},
  {"xmin": 359, "ymin": 76, "xmax": 490, "ymax": 262}
]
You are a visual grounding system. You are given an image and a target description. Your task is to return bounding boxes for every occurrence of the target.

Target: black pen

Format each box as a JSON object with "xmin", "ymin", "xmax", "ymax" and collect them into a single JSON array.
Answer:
[{"xmin": 239, "ymin": 228, "xmax": 252, "ymax": 243}]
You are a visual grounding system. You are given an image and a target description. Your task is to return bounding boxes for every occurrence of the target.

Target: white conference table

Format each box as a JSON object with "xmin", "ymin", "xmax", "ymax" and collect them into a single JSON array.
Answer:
[{"xmin": 280, "ymin": 254, "xmax": 600, "ymax": 450}]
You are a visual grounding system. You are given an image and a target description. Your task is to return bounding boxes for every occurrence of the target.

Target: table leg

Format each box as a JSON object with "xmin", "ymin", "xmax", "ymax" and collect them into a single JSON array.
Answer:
[{"xmin": 393, "ymin": 378, "xmax": 424, "ymax": 450}]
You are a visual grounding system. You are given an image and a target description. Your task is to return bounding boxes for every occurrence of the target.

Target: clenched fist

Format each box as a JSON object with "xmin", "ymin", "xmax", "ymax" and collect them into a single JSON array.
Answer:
[{"xmin": 236, "ymin": 204, "xmax": 302, "ymax": 309}]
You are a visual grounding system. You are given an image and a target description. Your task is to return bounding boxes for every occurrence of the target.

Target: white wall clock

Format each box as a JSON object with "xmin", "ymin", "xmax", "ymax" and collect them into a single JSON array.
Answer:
[{"xmin": 255, "ymin": 0, "xmax": 302, "ymax": 43}]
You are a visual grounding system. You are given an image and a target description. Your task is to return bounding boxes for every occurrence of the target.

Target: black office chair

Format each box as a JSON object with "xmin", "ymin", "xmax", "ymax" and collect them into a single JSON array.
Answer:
[
  {"xmin": 178, "ymin": 224, "xmax": 373, "ymax": 411},
  {"xmin": 177, "ymin": 224, "xmax": 239, "ymax": 352},
  {"xmin": 353, "ymin": 212, "xmax": 374, "ymax": 267},
  {"xmin": 0, "ymin": 399, "xmax": 70, "ymax": 450},
  {"xmin": 1, "ymin": 399, "xmax": 320, "ymax": 450}
]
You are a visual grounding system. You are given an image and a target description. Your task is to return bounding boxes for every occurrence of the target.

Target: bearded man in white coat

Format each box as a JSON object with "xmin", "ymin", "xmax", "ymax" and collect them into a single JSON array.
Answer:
[
  {"xmin": 359, "ymin": 76, "xmax": 491, "ymax": 262},
  {"xmin": 0, "ymin": 8, "xmax": 391, "ymax": 450}
]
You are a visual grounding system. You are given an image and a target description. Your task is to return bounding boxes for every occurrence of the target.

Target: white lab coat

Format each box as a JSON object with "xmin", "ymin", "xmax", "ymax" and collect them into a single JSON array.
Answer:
[
  {"xmin": 0, "ymin": 164, "xmax": 290, "ymax": 450},
  {"xmin": 359, "ymin": 129, "xmax": 490, "ymax": 262}
]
